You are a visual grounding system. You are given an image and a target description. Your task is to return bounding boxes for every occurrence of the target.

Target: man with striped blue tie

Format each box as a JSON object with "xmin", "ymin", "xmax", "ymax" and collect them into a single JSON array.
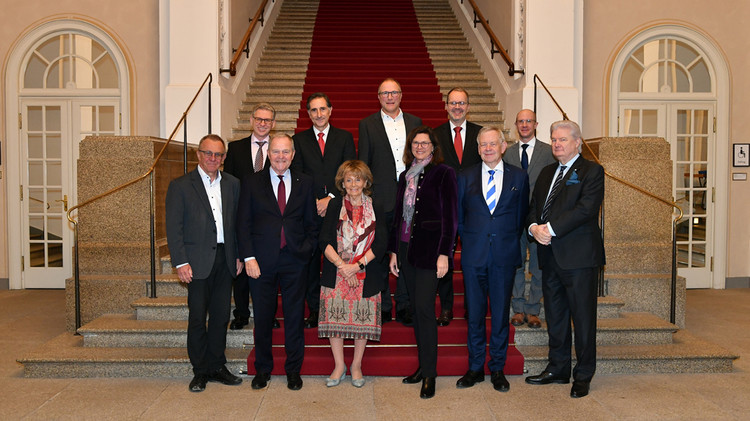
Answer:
[{"xmin": 455, "ymin": 126, "xmax": 529, "ymax": 392}]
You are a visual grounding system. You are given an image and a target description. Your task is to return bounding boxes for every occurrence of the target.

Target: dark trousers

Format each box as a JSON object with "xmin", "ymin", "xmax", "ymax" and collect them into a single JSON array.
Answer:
[
  {"xmin": 463, "ymin": 259, "xmax": 515, "ymax": 372},
  {"xmin": 187, "ymin": 244, "xmax": 233, "ymax": 376},
  {"xmin": 303, "ymin": 243, "xmax": 322, "ymax": 313},
  {"xmin": 398, "ymin": 242, "xmax": 439, "ymax": 377},
  {"xmin": 249, "ymin": 248, "xmax": 306, "ymax": 374},
  {"xmin": 232, "ymin": 271, "xmax": 250, "ymax": 320},
  {"xmin": 381, "ymin": 210, "xmax": 409, "ymax": 313},
  {"xmin": 541, "ymin": 258, "xmax": 598, "ymax": 382}
]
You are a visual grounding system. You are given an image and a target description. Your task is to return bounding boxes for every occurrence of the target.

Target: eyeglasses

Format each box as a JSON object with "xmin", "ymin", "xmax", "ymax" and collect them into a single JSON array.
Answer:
[
  {"xmin": 516, "ymin": 119, "xmax": 536, "ymax": 124},
  {"xmin": 253, "ymin": 117, "xmax": 274, "ymax": 125},
  {"xmin": 447, "ymin": 101, "xmax": 467, "ymax": 106},
  {"xmin": 198, "ymin": 150, "xmax": 226, "ymax": 158},
  {"xmin": 412, "ymin": 141, "xmax": 432, "ymax": 148},
  {"xmin": 378, "ymin": 90, "xmax": 402, "ymax": 97}
]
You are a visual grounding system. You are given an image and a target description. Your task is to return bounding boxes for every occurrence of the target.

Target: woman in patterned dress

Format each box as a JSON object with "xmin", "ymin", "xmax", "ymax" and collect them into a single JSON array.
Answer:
[{"xmin": 318, "ymin": 160, "xmax": 388, "ymax": 387}]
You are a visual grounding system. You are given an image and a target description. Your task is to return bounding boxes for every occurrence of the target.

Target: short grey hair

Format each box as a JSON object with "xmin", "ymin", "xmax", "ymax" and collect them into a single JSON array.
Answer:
[
  {"xmin": 476, "ymin": 126, "xmax": 506, "ymax": 144},
  {"xmin": 269, "ymin": 133, "xmax": 295, "ymax": 151},
  {"xmin": 550, "ymin": 120, "xmax": 582, "ymax": 152}
]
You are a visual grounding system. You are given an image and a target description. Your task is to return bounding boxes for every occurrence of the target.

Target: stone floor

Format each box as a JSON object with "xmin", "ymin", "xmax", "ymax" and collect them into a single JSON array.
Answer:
[{"xmin": 2, "ymin": 288, "xmax": 748, "ymax": 420}]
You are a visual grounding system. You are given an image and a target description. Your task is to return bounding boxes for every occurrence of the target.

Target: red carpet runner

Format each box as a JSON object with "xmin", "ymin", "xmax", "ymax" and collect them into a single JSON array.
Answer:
[{"xmin": 248, "ymin": 0, "xmax": 524, "ymax": 377}]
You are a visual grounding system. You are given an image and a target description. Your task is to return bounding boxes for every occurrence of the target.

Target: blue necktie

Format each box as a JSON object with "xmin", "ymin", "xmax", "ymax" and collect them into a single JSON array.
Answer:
[
  {"xmin": 486, "ymin": 170, "xmax": 496, "ymax": 213},
  {"xmin": 521, "ymin": 144, "xmax": 529, "ymax": 170},
  {"xmin": 541, "ymin": 165, "xmax": 566, "ymax": 222}
]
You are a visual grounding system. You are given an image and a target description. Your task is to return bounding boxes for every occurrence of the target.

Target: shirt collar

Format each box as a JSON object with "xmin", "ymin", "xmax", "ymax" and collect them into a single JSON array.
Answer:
[
  {"xmin": 197, "ymin": 165, "xmax": 222, "ymax": 184},
  {"xmin": 380, "ymin": 109, "xmax": 403, "ymax": 121},
  {"xmin": 482, "ymin": 160, "xmax": 504, "ymax": 173}
]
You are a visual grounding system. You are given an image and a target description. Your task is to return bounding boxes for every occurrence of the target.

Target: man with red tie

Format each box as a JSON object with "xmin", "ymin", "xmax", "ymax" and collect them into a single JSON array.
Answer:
[{"xmin": 237, "ymin": 133, "xmax": 318, "ymax": 391}]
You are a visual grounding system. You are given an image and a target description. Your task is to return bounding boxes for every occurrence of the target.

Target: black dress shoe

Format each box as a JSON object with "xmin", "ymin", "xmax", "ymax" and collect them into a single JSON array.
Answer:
[
  {"xmin": 491, "ymin": 370, "xmax": 510, "ymax": 392},
  {"xmin": 251, "ymin": 372, "xmax": 271, "ymax": 389},
  {"xmin": 304, "ymin": 311, "xmax": 318, "ymax": 329},
  {"xmin": 456, "ymin": 369, "xmax": 484, "ymax": 388},
  {"xmin": 287, "ymin": 372, "xmax": 303, "ymax": 390},
  {"xmin": 229, "ymin": 317, "xmax": 249, "ymax": 330},
  {"xmin": 420, "ymin": 377, "xmax": 436, "ymax": 399},
  {"xmin": 272, "ymin": 318, "xmax": 281, "ymax": 329},
  {"xmin": 525, "ymin": 370, "xmax": 570, "ymax": 385},
  {"xmin": 208, "ymin": 366, "xmax": 242, "ymax": 386},
  {"xmin": 402, "ymin": 367, "xmax": 423, "ymax": 384},
  {"xmin": 570, "ymin": 380, "xmax": 590, "ymax": 398},
  {"xmin": 437, "ymin": 309, "xmax": 453, "ymax": 327},
  {"xmin": 189, "ymin": 375, "xmax": 207, "ymax": 392},
  {"xmin": 396, "ymin": 309, "xmax": 413, "ymax": 326},
  {"xmin": 382, "ymin": 311, "xmax": 392, "ymax": 323}
]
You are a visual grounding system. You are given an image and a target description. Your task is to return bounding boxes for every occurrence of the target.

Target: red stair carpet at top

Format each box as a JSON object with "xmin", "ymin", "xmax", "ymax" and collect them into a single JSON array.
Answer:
[{"xmin": 248, "ymin": 0, "xmax": 524, "ymax": 377}]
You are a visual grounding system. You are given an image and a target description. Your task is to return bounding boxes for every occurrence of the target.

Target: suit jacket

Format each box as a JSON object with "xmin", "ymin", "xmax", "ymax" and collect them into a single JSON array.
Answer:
[
  {"xmin": 504, "ymin": 138, "xmax": 556, "ymax": 203},
  {"xmin": 318, "ymin": 196, "xmax": 388, "ymax": 298},
  {"xmin": 526, "ymin": 156, "xmax": 606, "ymax": 270},
  {"xmin": 458, "ymin": 162, "xmax": 529, "ymax": 268},
  {"xmin": 358, "ymin": 111, "xmax": 422, "ymax": 213},
  {"xmin": 291, "ymin": 126, "xmax": 356, "ymax": 200},
  {"xmin": 165, "ymin": 168, "xmax": 240, "ymax": 279},
  {"xmin": 223, "ymin": 136, "xmax": 269, "ymax": 181},
  {"xmin": 236, "ymin": 168, "xmax": 318, "ymax": 272},
  {"xmin": 388, "ymin": 163, "xmax": 458, "ymax": 270},
  {"xmin": 435, "ymin": 121, "xmax": 482, "ymax": 172}
]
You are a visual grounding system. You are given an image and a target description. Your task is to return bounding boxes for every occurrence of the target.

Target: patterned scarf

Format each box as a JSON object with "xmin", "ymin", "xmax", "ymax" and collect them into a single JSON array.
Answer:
[
  {"xmin": 402, "ymin": 155, "xmax": 432, "ymax": 228},
  {"xmin": 337, "ymin": 194, "xmax": 376, "ymax": 280}
]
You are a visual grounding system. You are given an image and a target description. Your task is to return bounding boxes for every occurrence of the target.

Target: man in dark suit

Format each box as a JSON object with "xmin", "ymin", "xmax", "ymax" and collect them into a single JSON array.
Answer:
[
  {"xmin": 291, "ymin": 92, "xmax": 356, "ymax": 329},
  {"xmin": 237, "ymin": 133, "xmax": 318, "ymax": 391},
  {"xmin": 504, "ymin": 109, "xmax": 557, "ymax": 329},
  {"xmin": 165, "ymin": 134, "xmax": 243, "ymax": 392},
  {"xmin": 525, "ymin": 120, "xmax": 605, "ymax": 399},
  {"xmin": 223, "ymin": 103, "xmax": 276, "ymax": 330},
  {"xmin": 358, "ymin": 78, "xmax": 422, "ymax": 325},
  {"xmin": 455, "ymin": 127, "xmax": 529, "ymax": 392},
  {"xmin": 434, "ymin": 87, "xmax": 483, "ymax": 326}
]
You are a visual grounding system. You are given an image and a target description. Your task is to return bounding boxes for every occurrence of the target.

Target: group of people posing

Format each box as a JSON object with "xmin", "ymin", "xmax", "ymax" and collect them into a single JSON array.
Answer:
[{"xmin": 165, "ymin": 78, "xmax": 605, "ymax": 400}]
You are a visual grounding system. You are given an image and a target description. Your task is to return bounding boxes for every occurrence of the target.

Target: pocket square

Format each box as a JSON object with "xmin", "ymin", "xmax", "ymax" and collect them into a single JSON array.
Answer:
[
  {"xmin": 511, "ymin": 186, "xmax": 518, "ymax": 191},
  {"xmin": 566, "ymin": 170, "xmax": 580, "ymax": 185}
]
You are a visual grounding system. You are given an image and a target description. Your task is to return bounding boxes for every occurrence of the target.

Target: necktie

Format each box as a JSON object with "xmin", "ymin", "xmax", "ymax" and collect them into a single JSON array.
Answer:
[
  {"xmin": 277, "ymin": 174, "xmax": 286, "ymax": 249},
  {"xmin": 521, "ymin": 144, "xmax": 529, "ymax": 170},
  {"xmin": 454, "ymin": 127, "xmax": 463, "ymax": 164},
  {"xmin": 317, "ymin": 132, "xmax": 325, "ymax": 157},
  {"xmin": 486, "ymin": 169, "xmax": 496, "ymax": 214},
  {"xmin": 541, "ymin": 165, "xmax": 566, "ymax": 222},
  {"xmin": 254, "ymin": 140, "xmax": 267, "ymax": 173}
]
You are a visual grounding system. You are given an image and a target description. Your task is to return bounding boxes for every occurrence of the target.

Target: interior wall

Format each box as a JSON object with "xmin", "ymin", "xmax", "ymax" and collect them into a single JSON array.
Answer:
[
  {"xmin": 581, "ymin": 0, "xmax": 750, "ymax": 281},
  {"xmin": 0, "ymin": 1, "xmax": 161, "ymax": 282}
]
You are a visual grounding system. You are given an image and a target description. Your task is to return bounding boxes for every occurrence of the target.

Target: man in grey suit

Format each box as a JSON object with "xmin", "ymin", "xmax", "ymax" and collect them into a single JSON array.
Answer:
[
  {"xmin": 503, "ymin": 109, "xmax": 557, "ymax": 329},
  {"xmin": 358, "ymin": 78, "xmax": 422, "ymax": 325},
  {"xmin": 166, "ymin": 134, "xmax": 243, "ymax": 392}
]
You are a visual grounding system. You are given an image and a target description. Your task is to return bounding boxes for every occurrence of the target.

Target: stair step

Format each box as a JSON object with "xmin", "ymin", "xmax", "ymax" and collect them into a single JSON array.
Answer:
[
  {"xmin": 518, "ymin": 330, "xmax": 737, "ymax": 375},
  {"xmin": 78, "ymin": 314, "xmax": 253, "ymax": 348}
]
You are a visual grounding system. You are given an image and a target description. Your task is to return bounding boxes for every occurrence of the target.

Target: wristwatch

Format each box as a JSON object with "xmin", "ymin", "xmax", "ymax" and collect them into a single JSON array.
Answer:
[{"xmin": 358, "ymin": 261, "xmax": 365, "ymax": 270}]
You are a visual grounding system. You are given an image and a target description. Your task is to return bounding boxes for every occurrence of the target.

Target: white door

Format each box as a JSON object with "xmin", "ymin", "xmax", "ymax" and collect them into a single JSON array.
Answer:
[{"xmin": 619, "ymin": 102, "xmax": 715, "ymax": 288}]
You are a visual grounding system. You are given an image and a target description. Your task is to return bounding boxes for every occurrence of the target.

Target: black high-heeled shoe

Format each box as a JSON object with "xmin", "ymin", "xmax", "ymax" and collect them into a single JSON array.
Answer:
[
  {"xmin": 420, "ymin": 377, "xmax": 436, "ymax": 399},
  {"xmin": 402, "ymin": 367, "xmax": 423, "ymax": 384}
]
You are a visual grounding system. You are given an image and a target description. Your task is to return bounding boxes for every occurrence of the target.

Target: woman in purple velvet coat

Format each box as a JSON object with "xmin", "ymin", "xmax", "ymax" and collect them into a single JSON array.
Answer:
[{"xmin": 388, "ymin": 125, "xmax": 458, "ymax": 399}]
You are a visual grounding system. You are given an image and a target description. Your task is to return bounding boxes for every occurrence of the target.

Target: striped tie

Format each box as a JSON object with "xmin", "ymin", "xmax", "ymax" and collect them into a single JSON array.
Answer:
[
  {"xmin": 541, "ymin": 165, "xmax": 566, "ymax": 222},
  {"xmin": 486, "ymin": 169, "xmax": 496, "ymax": 213}
]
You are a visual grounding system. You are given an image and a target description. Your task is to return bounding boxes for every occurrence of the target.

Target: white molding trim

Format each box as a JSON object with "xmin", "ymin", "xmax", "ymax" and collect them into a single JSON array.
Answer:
[{"xmin": 608, "ymin": 24, "xmax": 730, "ymax": 289}]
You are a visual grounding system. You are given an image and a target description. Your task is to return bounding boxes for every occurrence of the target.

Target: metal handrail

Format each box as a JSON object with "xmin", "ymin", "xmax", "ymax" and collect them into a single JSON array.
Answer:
[
  {"xmin": 220, "ymin": 0, "xmax": 271, "ymax": 76},
  {"xmin": 533, "ymin": 74, "xmax": 683, "ymax": 324},
  {"xmin": 461, "ymin": 0, "xmax": 524, "ymax": 76},
  {"xmin": 67, "ymin": 72, "xmax": 213, "ymax": 331}
]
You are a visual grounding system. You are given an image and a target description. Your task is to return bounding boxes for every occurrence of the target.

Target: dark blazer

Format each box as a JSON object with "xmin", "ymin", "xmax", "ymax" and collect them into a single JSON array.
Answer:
[
  {"xmin": 236, "ymin": 168, "xmax": 318, "ymax": 272},
  {"xmin": 457, "ymin": 162, "xmax": 529, "ymax": 268},
  {"xmin": 318, "ymin": 196, "xmax": 388, "ymax": 298},
  {"xmin": 435, "ymin": 121, "xmax": 482, "ymax": 172},
  {"xmin": 527, "ymin": 156, "xmax": 606, "ymax": 270},
  {"xmin": 165, "ymin": 168, "xmax": 240, "ymax": 279},
  {"xmin": 223, "ymin": 136, "xmax": 269, "ymax": 181},
  {"xmin": 358, "ymin": 111, "xmax": 423, "ymax": 213},
  {"xmin": 504, "ymin": 138, "xmax": 556, "ymax": 202},
  {"xmin": 388, "ymin": 163, "xmax": 458, "ymax": 270},
  {"xmin": 291, "ymin": 126, "xmax": 356, "ymax": 200}
]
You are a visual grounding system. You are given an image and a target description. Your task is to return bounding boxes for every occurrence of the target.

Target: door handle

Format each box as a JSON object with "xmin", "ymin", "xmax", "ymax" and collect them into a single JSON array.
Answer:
[{"xmin": 54, "ymin": 195, "xmax": 68, "ymax": 212}]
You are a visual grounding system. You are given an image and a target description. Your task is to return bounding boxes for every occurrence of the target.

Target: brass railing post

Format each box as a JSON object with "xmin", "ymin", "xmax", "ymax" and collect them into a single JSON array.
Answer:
[
  {"xmin": 73, "ymin": 220, "xmax": 81, "ymax": 333},
  {"xmin": 150, "ymin": 172, "xmax": 157, "ymax": 299}
]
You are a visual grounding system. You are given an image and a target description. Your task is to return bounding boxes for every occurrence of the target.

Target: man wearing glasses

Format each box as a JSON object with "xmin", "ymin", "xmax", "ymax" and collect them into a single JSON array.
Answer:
[
  {"xmin": 224, "ymin": 103, "xmax": 278, "ymax": 330},
  {"xmin": 434, "ymin": 87, "xmax": 483, "ymax": 326},
  {"xmin": 166, "ymin": 134, "xmax": 243, "ymax": 392},
  {"xmin": 358, "ymin": 78, "xmax": 422, "ymax": 325},
  {"xmin": 503, "ymin": 109, "xmax": 556, "ymax": 330}
]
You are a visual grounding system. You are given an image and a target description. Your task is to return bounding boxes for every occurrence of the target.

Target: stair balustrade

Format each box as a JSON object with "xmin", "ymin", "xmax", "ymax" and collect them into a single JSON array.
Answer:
[
  {"xmin": 459, "ymin": 0, "xmax": 524, "ymax": 76},
  {"xmin": 220, "ymin": 0, "xmax": 273, "ymax": 76}
]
